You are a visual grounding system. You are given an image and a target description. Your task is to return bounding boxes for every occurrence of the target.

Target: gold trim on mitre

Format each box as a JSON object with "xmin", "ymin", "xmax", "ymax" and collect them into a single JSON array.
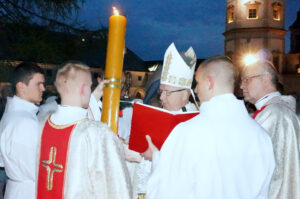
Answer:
[
  {"xmin": 160, "ymin": 43, "xmax": 196, "ymax": 89},
  {"xmin": 161, "ymin": 53, "xmax": 172, "ymax": 82}
]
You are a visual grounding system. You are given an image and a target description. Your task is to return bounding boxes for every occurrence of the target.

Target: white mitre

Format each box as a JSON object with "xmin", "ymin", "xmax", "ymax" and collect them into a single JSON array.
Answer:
[{"xmin": 160, "ymin": 43, "xmax": 197, "ymax": 89}]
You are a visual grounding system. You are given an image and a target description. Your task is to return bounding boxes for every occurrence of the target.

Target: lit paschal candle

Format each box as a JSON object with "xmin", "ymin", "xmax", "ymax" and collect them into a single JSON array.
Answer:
[{"xmin": 101, "ymin": 7, "xmax": 127, "ymax": 134}]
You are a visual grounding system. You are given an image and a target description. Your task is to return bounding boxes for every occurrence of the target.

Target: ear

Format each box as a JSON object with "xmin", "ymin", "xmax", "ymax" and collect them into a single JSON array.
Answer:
[
  {"xmin": 207, "ymin": 76, "xmax": 214, "ymax": 90},
  {"xmin": 16, "ymin": 82, "xmax": 26, "ymax": 95},
  {"xmin": 262, "ymin": 74, "xmax": 272, "ymax": 86},
  {"xmin": 80, "ymin": 84, "xmax": 85, "ymax": 95}
]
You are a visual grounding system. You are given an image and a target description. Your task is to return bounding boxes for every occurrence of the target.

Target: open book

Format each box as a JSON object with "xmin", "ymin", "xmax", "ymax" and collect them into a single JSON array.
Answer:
[{"xmin": 128, "ymin": 103, "xmax": 199, "ymax": 153}]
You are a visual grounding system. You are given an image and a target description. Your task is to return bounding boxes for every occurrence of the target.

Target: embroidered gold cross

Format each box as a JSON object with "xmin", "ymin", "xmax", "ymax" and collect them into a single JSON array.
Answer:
[{"xmin": 42, "ymin": 146, "xmax": 63, "ymax": 191}]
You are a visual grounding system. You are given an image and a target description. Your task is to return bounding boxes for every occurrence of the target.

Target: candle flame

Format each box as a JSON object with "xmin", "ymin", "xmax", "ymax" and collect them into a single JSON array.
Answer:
[{"xmin": 113, "ymin": 7, "xmax": 119, "ymax": 16}]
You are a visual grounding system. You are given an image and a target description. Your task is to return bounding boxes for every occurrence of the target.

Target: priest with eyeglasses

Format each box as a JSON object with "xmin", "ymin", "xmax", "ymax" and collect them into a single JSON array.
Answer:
[{"xmin": 158, "ymin": 43, "xmax": 198, "ymax": 113}]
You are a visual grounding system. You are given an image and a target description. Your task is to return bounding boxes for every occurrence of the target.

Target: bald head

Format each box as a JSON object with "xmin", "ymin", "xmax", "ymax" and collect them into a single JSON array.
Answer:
[
  {"xmin": 55, "ymin": 61, "xmax": 92, "ymax": 108},
  {"xmin": 240, "ymin": 60, "xmax": 279, "ymax": 104},
  {"xmin": 194, "ymin": 56, "xmax": 236, "ymax": 103},
  {"xmin": 245, "ymin": 60, "xmax": 279, "ymax": 87}
]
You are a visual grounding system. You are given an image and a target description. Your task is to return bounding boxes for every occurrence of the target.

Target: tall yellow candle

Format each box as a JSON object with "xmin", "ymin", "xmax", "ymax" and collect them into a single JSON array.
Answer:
[{"xmin": 101, "ymin": 7, "xmax": 127, "ymax": 134}]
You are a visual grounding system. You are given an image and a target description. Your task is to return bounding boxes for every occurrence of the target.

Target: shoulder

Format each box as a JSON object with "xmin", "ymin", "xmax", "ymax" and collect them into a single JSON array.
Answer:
[
  {"xmin": 266, "ymin": 95, "xmax": 296, "ymax": 113},
  {"xmin": 256, "ymin": 97, "xmax": 300, "ymax": 134},
  {"xmin": 0, "ymin": 112, "xmax": 38, "ymax": 139},
  {"xmin": 262, "ymin": 102, "xmax": 297, "ymax": 121},
  {"xmin": 172, "ymin": 114, "xmax": 209, "ymax": 139},
  {"xmin": 2, "ymin": 111, "xmax": 37, "ymax": 128},
  {"xmin": 180, "ymin": 113, "xmax": 207, "ymax": 129},
  {"xmin": 72, "ymin": 120, "xmax": 124, "ymax": 153},
  {"xmin": 76, "ymin": 120, "xmax": 119, "ymax": 140}
]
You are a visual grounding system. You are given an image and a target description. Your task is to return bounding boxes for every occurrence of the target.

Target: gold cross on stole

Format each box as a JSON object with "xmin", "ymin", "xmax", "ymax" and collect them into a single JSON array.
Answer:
[{"xmin": 42, "ymin": 146, "xmax": 63, "ymax": 191}]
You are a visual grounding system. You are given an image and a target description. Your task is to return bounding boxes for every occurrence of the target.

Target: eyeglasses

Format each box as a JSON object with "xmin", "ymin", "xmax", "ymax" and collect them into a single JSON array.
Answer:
[
  {"xmin": 241, "ymin": 74, "xmax": 265, "ymax": 84},
  {"xmin": 159, "ymin": 89, "xmax": 186, "ymax": 96}
]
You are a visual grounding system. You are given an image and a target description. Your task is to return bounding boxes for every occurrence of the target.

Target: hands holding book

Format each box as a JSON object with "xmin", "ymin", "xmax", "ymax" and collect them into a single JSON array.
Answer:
[
  {"xmin": 141, "ymin": 135, "xmax": 158, "ymax": 161},
  {"xmin": 120, "ymin": 138, "xmax": 143, "ymax": 163}
]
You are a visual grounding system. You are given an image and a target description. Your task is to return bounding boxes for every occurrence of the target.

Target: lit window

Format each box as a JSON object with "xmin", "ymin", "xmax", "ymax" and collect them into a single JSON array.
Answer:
[
  {"xmin": 245, "ymin": 1, "xmax": 260, "ymax": 19},
  {"xmin": 272, "ymin": 3, "xmax": 281, "ymax": 21},
  {"xmin": 248, "ymin": 9, "xmax": 257, "ymax": 19},
  {"xmin": 227, "ymin": 6, "xmax": 234, "ymax": 23}
]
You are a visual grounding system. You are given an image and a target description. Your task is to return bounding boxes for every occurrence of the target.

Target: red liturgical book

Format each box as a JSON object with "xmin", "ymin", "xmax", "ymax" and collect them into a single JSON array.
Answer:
[{"xmin": 128, "ymin": 103, "xmax": 199, "ymax": 153}]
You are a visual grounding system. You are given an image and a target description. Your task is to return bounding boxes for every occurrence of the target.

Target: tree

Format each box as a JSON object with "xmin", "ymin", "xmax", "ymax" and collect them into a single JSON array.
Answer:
[
  {"xmin": 0, "ymin": 0, "xmax": 84, "ymax": 25},
  {"xmin": 0, "ymin": 0, "xmax": 108, "ymax": 65}
]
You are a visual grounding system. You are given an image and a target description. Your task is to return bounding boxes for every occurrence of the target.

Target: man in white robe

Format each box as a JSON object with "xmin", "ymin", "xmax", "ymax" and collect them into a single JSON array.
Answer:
[
  {"xmin": 119, "ymin": 43, "xmax": 199, "ymax": 199},
  {"xmin": 36, "ymin": 61, "xmax": 132, "ymax": 199},
  {"xmin": 143, "ymin": 56, "xmax": 275, "ymax": 199},
  {"xmin": 240, "ymin": 60, "xmax": 300, "ymax": 199},
  {"xmin": 0, "ymin": 62, "xmax": 45, "ymax": 199}
]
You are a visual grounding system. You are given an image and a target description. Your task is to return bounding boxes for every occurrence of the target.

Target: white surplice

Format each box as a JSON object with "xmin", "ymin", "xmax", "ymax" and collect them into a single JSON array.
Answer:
[
  {"xmin": 37, "ymin": 105, "xmax": 132, "ymax": 199},
  {"xmin": 0, "ymin": 96, "xmax": 39, "ymax": 199},
  {"xmin": 254, "ymin": 93, "xmax": 300, "ymax": 199},
  {"xmin": 147, "ymin": 94, "xmax": 275, "ymax": 199},
  {"xmin": 119, "ymin": 101, "xmax": 198, "ymax": 197}
]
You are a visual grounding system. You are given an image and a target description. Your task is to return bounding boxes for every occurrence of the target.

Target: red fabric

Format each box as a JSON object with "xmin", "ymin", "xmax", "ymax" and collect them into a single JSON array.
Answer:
[
  {"xmin": 252, "ymin": 105, "xmax": 267, "ymax": 119},
  {"xmin": 129, "ymin": 103, "xmax": 198, "ymax": 153},
  {"xmin": 119, "ymin": 109, "xmax": 123, "ymax": 117},
  {"xmin": 37, "ymin": 119, "xmax": 76, "ymax": 199}
]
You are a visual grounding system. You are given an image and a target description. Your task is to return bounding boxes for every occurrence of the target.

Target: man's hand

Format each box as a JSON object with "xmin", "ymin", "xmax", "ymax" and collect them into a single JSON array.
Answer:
[
  {"xmin": 123, "ymin": 143, "xmax": 143, "ymax": 163},
  {"xmin": 119, "ymin": 138, "xmax": 142, "ymax": 163},
  {"xmin": 92, "ymin": 77, "xmax": 109, "ymax": 102},
  {"xmin": 141, "ymin": 135, "xmax": 158, "ymax": 161}
]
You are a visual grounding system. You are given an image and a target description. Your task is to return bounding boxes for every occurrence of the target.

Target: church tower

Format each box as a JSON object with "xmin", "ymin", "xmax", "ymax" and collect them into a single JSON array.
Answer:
[
  {"xmin": 289, "ymin": 11, "xmax": 300, "ymax": 54},
  {"xmin": 223, "ymin": 0, "xmax": 287, "ymax": 71},
  {"xmin": 285, "ymin": 11, "xmax": 300, "ymax": 73}
]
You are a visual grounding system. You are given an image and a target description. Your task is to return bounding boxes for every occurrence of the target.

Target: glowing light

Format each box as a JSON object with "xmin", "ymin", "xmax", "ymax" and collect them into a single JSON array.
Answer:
[
  {"xmin": 243, "ymin": 54, "xmax": 258, "ymax": 66},
  {"xmin": 148, "ymin": 64, "xmax": 159, "ymax": 72},
  {"xmin": 113, "ymin": 7, "xmax": 119, "ymax": 16}
]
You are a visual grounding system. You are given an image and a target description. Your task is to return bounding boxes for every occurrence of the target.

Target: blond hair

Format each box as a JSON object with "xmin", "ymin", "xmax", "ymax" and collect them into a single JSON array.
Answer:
[{"xmin": 55, "ymin": 61, "xmax": 91, "ymax": 94}]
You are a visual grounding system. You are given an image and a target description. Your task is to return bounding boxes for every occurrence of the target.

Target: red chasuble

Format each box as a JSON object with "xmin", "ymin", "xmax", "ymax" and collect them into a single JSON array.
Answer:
[{"xmin": 37, "ymin": 118, "xmax": 77, "ymax": 199}]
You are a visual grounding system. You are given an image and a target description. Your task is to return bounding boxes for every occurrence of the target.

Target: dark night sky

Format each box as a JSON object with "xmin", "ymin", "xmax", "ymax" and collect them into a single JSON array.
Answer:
[{"xmin": 77, "ymin": 0, "xmax": 300, "ymax": 61}]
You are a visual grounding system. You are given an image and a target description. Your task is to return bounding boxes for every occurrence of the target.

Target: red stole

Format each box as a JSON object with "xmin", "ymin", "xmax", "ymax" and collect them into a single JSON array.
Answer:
[
  {"xmin": 37, "ymin": 118, "xmax": 77, "ymax": 199},
  {"xmin": 252, "ymin": 105, "xmax": 267, "ymax": 119}
]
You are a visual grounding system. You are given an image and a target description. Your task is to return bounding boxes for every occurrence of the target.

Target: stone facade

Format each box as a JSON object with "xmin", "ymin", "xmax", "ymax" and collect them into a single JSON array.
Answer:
[
  {"xmin": 224, "ymin": 0, "xmax": 286, "ymax": 71},
  {"xmin": 224, "ymin": 0, "xmax": 300, "ymax": 96}
]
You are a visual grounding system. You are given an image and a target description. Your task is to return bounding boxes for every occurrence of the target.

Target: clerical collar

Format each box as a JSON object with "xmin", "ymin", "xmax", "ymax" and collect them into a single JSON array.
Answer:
[
  {"xmin": 255, "ymin": 91, "xmax": 281, "ymax": 110},
  {"xmin": 50, "ymin": 105, "xmax": 87, "ymax": 125},
  {"xmin": 6, "ymin": 96, "xmax": 39, "ymax": 116}
]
